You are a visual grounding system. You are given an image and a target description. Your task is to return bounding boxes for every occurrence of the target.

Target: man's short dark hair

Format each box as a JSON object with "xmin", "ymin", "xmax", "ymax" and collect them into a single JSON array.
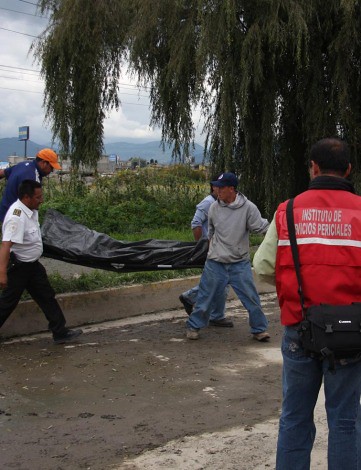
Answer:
[
  {"xmin": 210, "ymin": 173, "xmax": 222, "ymax": 192},
  {"xmin": 309, "ymin": 138, "xmax": 350, "ymax": 175},
  {"xmin": 18, "ymin": 180, "xmax": 42, "ymax": 199}
]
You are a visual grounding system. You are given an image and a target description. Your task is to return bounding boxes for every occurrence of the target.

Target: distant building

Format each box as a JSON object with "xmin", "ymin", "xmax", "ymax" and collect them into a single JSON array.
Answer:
[
  {"xmin": 7, "ymin": 155, "xmax": 29, "ymax": 166},
  {"xmin": 3, "ymin": 154, "xmax": 167, "ymax": 175},
  {"xmin": 59, "ymin": 155, "xmax": 129, "ymax": 174}
]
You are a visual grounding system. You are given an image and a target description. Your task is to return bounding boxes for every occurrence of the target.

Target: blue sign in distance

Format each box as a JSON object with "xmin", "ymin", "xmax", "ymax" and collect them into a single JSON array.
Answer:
[{"xmin": 18, "ymin": 126, "xmax": 29, "ymax": 141}]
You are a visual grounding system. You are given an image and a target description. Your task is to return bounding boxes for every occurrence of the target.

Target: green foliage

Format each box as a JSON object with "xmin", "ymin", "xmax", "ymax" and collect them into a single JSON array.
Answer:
[
  {"xmin": 34, "ymin": 1, "xmax": 361, "ymax": 218},
  {"xmin": 40, "ymin": 167, "xmax": 208, "ymax": 234},
  {"xmin": 128, "ymin": 157, "xmax": 148, "ymax": 169}
]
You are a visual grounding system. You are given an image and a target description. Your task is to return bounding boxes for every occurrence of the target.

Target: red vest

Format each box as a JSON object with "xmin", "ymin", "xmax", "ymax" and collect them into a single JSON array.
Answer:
[{"xmin": 276, "ymin": 189, "xmax": 361, "ymax": 325}]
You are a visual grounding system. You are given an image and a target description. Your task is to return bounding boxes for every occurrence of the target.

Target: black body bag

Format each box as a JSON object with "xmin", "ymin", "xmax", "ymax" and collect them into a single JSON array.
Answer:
[{"xmin": 286, "ymin": 199, "xmax": 361, "ymax": 371}]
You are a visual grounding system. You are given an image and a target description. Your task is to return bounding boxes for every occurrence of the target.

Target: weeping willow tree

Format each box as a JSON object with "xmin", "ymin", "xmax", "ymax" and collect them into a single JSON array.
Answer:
[
  {"xmin": 34, "ymin": 0, "xmax": 361, "ymax": 216},
  {"xmin": 34, "ymin": 0, "xmax": 132, "ymax": 168}
]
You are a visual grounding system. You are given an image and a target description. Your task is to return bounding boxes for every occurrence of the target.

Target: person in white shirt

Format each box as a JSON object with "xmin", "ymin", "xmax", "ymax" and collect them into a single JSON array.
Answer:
[{"xmin": 0, "ymin": 179, "xmax": 82, "ymax": 344}]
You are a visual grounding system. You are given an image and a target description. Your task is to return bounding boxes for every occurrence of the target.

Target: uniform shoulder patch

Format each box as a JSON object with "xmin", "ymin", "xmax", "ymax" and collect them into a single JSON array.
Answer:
[{"xmin": 13, "ymin": 208, "xmax": 22, "ymax": 217}]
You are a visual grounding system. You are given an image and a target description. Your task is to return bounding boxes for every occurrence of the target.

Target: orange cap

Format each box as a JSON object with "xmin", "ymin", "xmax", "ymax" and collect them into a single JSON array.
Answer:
[{"xmin": 37, "ymin": 148, "xmax": 61, "ymax": 170}]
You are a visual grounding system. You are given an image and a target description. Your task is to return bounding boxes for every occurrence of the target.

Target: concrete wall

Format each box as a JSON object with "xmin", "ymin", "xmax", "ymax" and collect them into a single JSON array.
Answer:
[{"xmin": 0, "ymin": 274, "xmax": 275, "ymax": 338}]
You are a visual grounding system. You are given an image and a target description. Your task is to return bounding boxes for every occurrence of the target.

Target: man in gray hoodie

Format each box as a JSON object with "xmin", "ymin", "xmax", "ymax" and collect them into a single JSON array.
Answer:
[
  {"xmin": 186, "ymin": 172, "xmax": 270, "ymax": 341},
  {"xmin": 179, "ymin": 178, "xmax": 233, "ymax": 327}
]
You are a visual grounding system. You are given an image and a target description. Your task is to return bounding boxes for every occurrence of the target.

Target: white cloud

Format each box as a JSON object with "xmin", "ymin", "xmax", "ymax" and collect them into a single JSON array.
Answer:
[
  {"xmin": 0, "ymin": 1, "xmax": 204, "ymax": 147},
  {"xmin": 104, "ymin": 107, "xmax": 162, "ymax": 142}
]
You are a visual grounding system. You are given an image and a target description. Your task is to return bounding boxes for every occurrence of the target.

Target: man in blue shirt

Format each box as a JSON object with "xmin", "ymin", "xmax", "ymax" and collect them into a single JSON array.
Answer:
[{"xmin": 0, "ymin": 148, "xmax": 61, "ymax": 222}]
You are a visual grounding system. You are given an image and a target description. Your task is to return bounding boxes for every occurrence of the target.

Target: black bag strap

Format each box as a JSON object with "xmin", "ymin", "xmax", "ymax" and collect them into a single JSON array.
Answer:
[{"xmin": 286, "ymin": 198, "xmax": 306, "ymax": 318}]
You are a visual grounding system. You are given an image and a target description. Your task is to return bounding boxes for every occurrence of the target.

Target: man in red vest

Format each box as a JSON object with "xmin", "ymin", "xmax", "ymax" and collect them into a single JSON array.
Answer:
[{"xmin": 254, "ymin": 138, "xmax": 361, "ymax": 470}]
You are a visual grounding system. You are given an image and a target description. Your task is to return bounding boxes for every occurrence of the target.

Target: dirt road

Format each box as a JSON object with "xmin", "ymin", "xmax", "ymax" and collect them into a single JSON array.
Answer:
[{"xmin": 0, "ymin": 294, "xmax": 328, "ymax": 469}]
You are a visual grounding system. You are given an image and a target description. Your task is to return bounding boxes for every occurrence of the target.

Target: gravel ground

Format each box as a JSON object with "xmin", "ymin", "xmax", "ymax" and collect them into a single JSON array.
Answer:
[{"xmin": 0, "ymin": 294, "xmax": 328, "ymax": 470}]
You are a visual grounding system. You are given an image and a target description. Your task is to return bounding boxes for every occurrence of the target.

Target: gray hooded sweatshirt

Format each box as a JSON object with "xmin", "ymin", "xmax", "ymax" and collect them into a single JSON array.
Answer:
[{"xmin": 207, "ymin": 193, "xmax": 269, "ymax": 263}]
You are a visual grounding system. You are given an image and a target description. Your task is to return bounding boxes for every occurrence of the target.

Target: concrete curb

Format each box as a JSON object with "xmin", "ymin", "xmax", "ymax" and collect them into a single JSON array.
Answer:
[{"xmin": 1, "ymin": 273, "xmax": 276, "ymax": 337}]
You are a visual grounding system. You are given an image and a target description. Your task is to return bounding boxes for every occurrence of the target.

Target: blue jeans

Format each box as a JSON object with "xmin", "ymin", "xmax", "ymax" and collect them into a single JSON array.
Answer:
[
  {"xmin": 186, "ymin": 259, "xmax": 268, "ymax": 333},
  {"xmin": 182, "ymin": 286, "xmax": 200, "ymax": 305},
  {"xmin": 181, "ymin": 284, "xmax": 229, "ymax": 321},
  {"xmin": 276, "ymin": 326, "xmax": 361, "ymax": 470}
]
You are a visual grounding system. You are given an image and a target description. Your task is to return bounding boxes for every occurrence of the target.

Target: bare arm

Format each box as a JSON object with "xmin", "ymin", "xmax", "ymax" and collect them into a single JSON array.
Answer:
[
  {"xmin": 0, "ymin": 169, "xmax": 6, "ymax": 179},
  {"xmin": 192, "ymin": 226, "xmax": 203, "ymax": 241},
  {"xmin": 0, "ymin": 241, "xmax": 12, "ymax": 289}
]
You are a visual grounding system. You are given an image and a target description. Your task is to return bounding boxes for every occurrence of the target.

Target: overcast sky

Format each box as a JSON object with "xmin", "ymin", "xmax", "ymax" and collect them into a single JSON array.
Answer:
[{"xmin": 0, "ymin": 0, "xmax": 204, "ymax": 146}]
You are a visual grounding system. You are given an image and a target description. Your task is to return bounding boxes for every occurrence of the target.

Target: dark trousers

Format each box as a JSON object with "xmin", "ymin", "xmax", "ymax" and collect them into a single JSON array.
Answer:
[{"xmin": 0, "ymin": 260, "xmax": 68, "ymax": 338}]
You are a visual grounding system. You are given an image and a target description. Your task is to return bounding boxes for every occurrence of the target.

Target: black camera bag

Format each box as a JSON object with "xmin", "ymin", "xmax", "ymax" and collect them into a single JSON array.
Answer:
[{"xmin": 299, "ymin": 303, "xmax": 361, "ymax": 358}]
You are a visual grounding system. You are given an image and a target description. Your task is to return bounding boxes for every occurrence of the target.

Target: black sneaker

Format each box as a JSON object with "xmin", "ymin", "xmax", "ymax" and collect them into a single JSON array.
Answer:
[
  {"xmin": 209, "ymin": 318, "xmax": 234, "ymax": 328},
  {"xmin": 179, "ymin": 294, "xmax": 194, "ymax": 315},
  {"xmin": 53, "ymin": 329, "xmax": 83, "ymax": 344}
]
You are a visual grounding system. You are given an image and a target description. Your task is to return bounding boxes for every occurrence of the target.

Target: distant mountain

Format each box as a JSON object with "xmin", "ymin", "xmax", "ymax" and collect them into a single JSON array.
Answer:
[
  {"xmin": 104, "ymin": 141, "xmax": 205, "ymax": 163},
  {"xmin": 0, "ymin": 138, "xmax": 49, "ymax": 160},
  {"xmin": 0, "ymin": 137, "xmax": 205, "ymax": 164}
]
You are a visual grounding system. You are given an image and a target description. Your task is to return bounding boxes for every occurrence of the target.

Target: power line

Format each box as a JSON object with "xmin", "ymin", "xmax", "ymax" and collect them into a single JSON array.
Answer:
[
  {"xmin": 0, "ymin": 6, "xmax": 47, "ymax": 18},
  {"xmin": 17, "ymin": 0, "xmax": 38, "ymax": 5},
  {"xmin": 0, "ymin": 86, "xmax": 150, "ymax": 105},
  {"xmin": 0, "ymin": 65, "xmax": 149, "ymax": 92},
  {"xmin": 122, "ymin": 100, "xmax": 150, "ymax": 106},
  {"xmin": 121, "ymin": 91, "xmax": 149, "ymax": 98},
  {"xmin": 0, "ymin": 64, "xmax": 40, "ymax": 73},
  {"xmin": 0, "ymin": 74, "xmax": 42, "ymax": 83},
  {"xmin": 0, "ymin": 27, "xmax": 38, "ymax": 38},
  {"xmin": 0, "ymin": 67, "xmax": 40, "ymax": 77},
  {"xmin": 0, "ymin": 86, "xmax": 42, "ymax": 94},
  {"xmin": 0, "ymin": 75, "xmax": 148, "ymax": 97},
  {"xmin": 0, "ymin": 71, "xmax": 149, "ymax": 96}
]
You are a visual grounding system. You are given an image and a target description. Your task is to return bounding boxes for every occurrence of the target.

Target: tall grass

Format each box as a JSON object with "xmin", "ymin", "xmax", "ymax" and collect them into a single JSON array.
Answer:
[{"xmin": 40, "ymin": 166, "xmax": 209, "ymax": 236}]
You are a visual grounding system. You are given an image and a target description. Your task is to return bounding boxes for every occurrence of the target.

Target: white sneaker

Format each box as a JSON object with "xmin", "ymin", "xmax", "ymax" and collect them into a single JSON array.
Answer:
[{"xmin": 186, "ymin": 328, "xmax": 200, "ymax": 340}]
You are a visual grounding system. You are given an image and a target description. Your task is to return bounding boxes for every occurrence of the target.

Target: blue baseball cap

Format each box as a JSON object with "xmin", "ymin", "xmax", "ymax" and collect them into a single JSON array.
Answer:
[{"xmin": 211, "ymin": 172, "xmax": 238, "ymax": 188}]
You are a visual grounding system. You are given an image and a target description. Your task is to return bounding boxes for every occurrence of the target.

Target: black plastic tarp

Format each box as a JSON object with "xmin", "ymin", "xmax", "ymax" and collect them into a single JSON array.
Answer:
[{"xmin": 41, "ymin": 209, "xmax": 207, "ymax": 272}]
